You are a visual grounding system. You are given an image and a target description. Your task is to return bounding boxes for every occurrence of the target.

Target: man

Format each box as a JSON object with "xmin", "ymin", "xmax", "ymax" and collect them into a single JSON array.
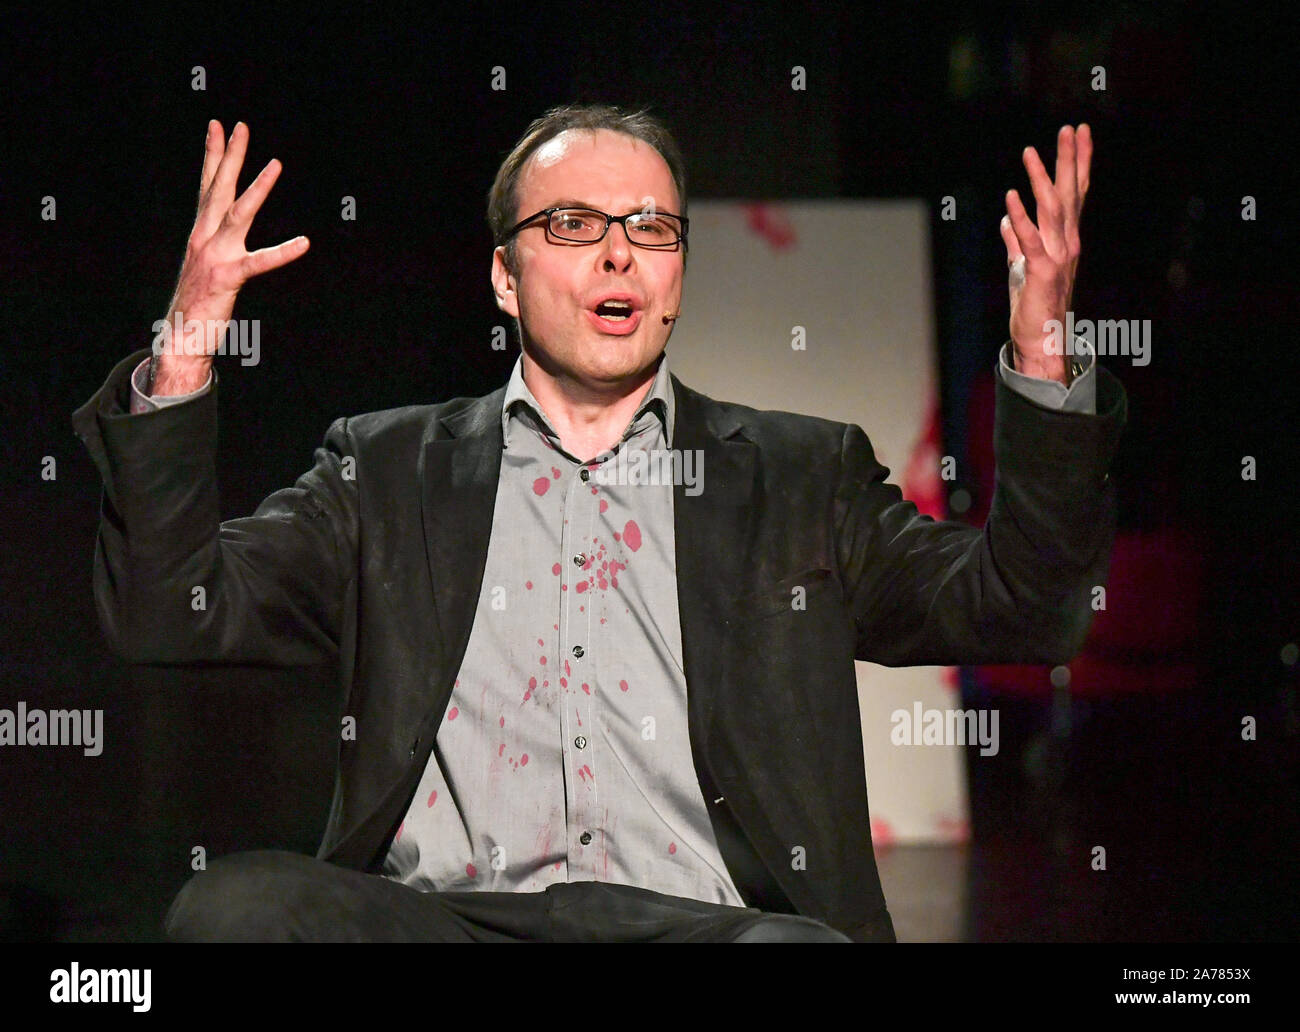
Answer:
[{"xmin": 73, "ymin": 105, "xmax": 1125, "ymax": 943}]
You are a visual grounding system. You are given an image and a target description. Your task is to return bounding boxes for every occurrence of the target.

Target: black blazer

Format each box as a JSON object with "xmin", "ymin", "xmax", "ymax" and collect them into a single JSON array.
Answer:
[{"xmin": 73, "ymin": 348, "xmax": 1127, "ymax": 942}]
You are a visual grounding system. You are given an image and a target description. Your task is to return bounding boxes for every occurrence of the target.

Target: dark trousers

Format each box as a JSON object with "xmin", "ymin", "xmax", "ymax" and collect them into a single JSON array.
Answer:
[{"xmin": 164, "ymin": 850, "xmax": 852, "ymax": 943}]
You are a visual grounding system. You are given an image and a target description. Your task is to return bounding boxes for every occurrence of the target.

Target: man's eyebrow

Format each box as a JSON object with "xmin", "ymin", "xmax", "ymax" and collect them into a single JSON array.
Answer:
[{"xmin": 545, "ymin": 198, "xmax": 650, "ymax": 213}]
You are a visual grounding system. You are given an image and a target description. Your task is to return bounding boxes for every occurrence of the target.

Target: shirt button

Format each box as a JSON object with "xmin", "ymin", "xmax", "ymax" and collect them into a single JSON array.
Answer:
[
  {"xmin": 573, "ymin": 553, "xmax": 587, "ymax": 567},
  {"xmin": 575, "ymin": 735, "xmax": 587, "ymax": 749},
  {"xmin": 572, "ymin": 645, "xmax": 585, "ymax": 659},
  {"xmin": 579, "ymin": 831, "xmax": 592, "ymax": 845},
  {"xmin": 580, "ymin": 468, "xmax": 590, "ymax": 482}
]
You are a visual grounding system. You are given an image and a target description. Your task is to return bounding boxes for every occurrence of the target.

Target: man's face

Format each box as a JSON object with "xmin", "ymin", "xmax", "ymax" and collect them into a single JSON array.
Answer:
[{"xmin": 491, "ymin": 128, "xmax": 684, "ymax": 391}]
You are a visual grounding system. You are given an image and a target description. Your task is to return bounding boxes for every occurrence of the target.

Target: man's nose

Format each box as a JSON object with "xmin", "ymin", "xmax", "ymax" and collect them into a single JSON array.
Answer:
[{"xmin": 599, "ymin": 221, "xmax": 634, "ymax": 268}]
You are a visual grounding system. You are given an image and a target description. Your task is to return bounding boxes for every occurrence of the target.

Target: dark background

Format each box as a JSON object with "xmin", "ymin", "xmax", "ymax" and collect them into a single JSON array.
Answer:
[{"xmin": 1, "ymin": 3, "xmax": 1296, "ymax": 941}]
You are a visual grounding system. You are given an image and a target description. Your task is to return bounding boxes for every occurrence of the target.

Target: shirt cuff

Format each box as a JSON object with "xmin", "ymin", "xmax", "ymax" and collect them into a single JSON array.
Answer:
[
  {"xmin": 129, "ymin": 357, "xmax": 215, "ymax": 414},
  {"xmin": 997, "ymin": 339, "xmax": 1096, "ymax": 415}
]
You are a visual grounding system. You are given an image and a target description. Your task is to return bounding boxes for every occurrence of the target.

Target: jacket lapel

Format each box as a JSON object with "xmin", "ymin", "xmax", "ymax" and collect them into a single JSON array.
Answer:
[
  {"xmin": 420, "ymin": 387, "xmax": 507, "ymax": 693},
  {"xmin": 670, "ymin": 374, "xmax": 758, "ymax": 760}
]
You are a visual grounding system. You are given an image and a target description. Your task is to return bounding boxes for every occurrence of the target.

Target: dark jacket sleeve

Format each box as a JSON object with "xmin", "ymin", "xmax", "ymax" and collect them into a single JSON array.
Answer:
[
  {"xmin": 835, "ymin": 361, "xmax": 1127, "ymax": 667},
  {"xmin": 71, "ymin": 349, "xmax": 358, "ymax": 667}
]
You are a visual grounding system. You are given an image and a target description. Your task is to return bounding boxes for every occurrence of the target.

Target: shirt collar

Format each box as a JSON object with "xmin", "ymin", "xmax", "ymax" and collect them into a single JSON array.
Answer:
[{"xmin": 501, "ymin": 350, "xmax": 675, "ymax": 451}]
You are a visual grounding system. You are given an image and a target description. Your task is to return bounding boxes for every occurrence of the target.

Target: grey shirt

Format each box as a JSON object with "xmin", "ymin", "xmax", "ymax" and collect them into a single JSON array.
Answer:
[{"xmin": 378, "ymin": 351, "xmax": 750, "ymax": 902}]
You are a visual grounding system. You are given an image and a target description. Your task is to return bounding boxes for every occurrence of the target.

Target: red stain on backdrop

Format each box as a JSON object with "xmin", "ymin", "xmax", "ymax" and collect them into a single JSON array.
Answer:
[{"xmin": 741, "ymin": 202, "xmax": 798, "ymax": 251}]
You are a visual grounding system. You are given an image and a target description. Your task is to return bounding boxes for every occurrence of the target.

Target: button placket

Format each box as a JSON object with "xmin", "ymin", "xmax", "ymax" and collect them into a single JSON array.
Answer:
[
  {"xmin": 564, "ymin": 458, "xmax": 607, "ymax": 869},
  {"xmin": 558, "ymin": 460, "xmax": 600, "ymax": 866}
]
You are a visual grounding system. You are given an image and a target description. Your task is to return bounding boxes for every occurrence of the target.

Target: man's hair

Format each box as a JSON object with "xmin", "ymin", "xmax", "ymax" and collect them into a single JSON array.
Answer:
[{"xmin": 487, "ymin": 103, "xmax": 688, "ymax": 276}]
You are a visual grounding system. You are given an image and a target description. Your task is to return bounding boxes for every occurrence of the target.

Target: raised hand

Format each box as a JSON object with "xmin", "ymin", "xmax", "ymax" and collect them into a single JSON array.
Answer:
[
  {"xmin": 149, "ymin": 121, "xmax": 309, "ymax": 395},
  {"xmin": 999, "ymin": 123, "xmax": 1092, "ymax": 385}
]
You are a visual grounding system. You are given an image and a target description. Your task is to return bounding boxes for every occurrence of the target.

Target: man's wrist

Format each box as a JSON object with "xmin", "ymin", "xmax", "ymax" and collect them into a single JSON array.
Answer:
[
  {"xmin": 1011, "ymin": 346, "xmax": 1072, "ymax": 387},
  {"xmin": 148, "ymin": 311, "xmax": 220, "ymax": 396},
  {"xmin": 130, "ymin": 356, "xmax": 214, "ymax": 413},
  {"xmin": 998, "ymin": 339, "xmax": 1096, "ymax": 415},
  {"xmin": 150, "ymin": 355, "xmax": 214, "ymax": 396}
]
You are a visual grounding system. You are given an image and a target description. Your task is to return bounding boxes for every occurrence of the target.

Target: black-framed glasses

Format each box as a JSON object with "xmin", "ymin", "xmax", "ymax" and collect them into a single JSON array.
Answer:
[{"xmin": 499, "ymin": 206, "xmax": 689, "ymax": 250}]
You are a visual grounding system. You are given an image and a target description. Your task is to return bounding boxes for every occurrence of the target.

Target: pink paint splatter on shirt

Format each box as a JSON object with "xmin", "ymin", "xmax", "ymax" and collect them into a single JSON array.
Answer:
[
  {"xmin": 466, "ymin": 862, "xmax": 477, "ymax": 878},
  {"xmin": 427, "ymin": 790, "xmax": 438, "ymax": 807},
  {"xmin": 525, "ymin": 580, "xmax": 533, "ymax": 590},
  {"xmin": 560, "ymin": 677, "xmax": 567, "ymax": 688},
  {"xmin": 499, "ymin": 716, "xmax": 505, "ymax": 727},
  {"xmin": 564, "ymin": 659, "xmax": 571, "ymax": 677},
  {"xmin": 539, "ymin": 655, "xmax": 547, "ymax": 665},
  {"xmin": 619, "ymin": 679, "xmax": 629, "ymax": 692},
  {"xmin": 599, "ymin": 499, "xmax": 608, "ymax": 513},
  {"xmin": 520, "ymin": 753, "xmax": 529, "ymax": 766},
  {"xmin": 623, "ymin": 520, "xmax": 642, "ymax": 552},
  {"xmin": 581, "ymin": 682, "xmax": 591, "ymax": 695},
  {"xmin": 668, "ymin": 842, "xmax": 677, "ymax": 855},
  {"xmin": 552, "ymin": 563, "xmax": 561, "ymax": 576},
  {"xmin": 447, "ymin": 707, "xmax": 459, "ymax": 720},
  {"xmin": 575, "ymin": 581, "xmax": 588, "ymax": 594},
  {"xmin": 552, "ymin": 466, "xmax": 561, "ymax": 479},
  {"xmin": 533, "ymin": 477, "xmax": 550, "ymax": 496}
]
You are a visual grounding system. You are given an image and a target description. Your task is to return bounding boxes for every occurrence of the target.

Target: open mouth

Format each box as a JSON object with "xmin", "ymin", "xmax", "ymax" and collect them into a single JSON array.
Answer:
[
  {"xmin": 593, "ymin": 300, "xmax": 635, "ymax": 321},
  {"xmin": 587, "ymin": 299, "xmax": 643, "ymax": 335}
]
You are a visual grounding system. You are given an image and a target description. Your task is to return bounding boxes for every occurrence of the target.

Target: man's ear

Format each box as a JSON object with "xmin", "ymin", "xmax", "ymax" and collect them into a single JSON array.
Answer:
[{"xmin": 491, "ymin": 246, "xmax": 520, "ymax": 319}]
